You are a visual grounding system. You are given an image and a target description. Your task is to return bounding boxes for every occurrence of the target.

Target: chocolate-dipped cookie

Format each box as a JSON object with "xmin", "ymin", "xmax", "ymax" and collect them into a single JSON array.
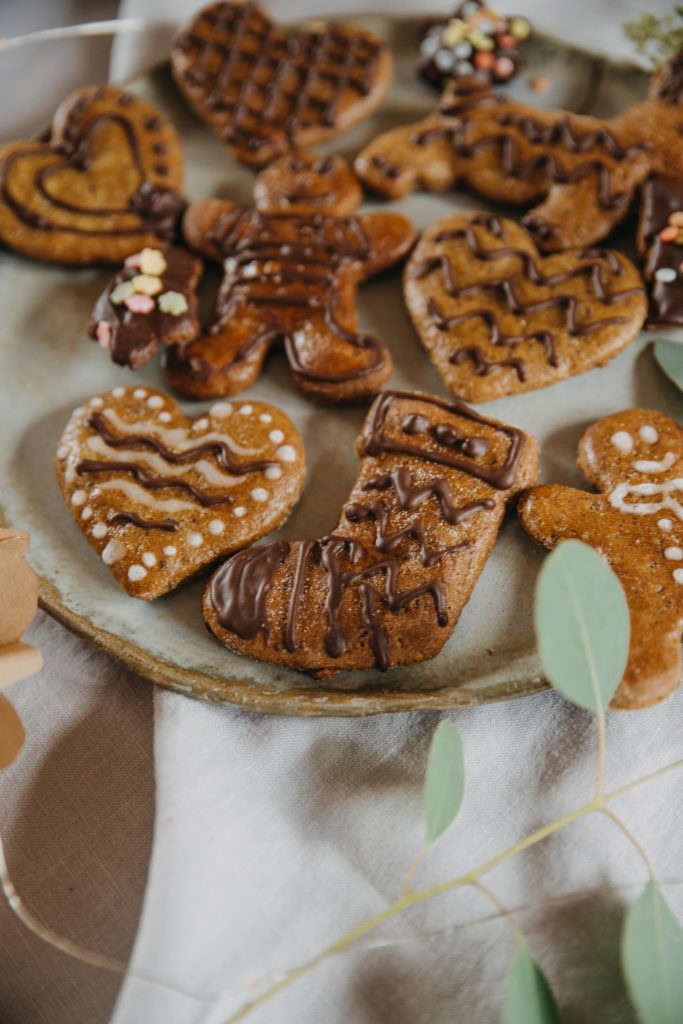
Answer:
[
  {"xmin": 55, "ymin": 387, "xmax": 305, "ymax": 600},
  {"xmin": 0, "ymin": 86, "xmax": 185, "ymax": 264},
  {"xmin": 638, "ymin": 175, "xmax": 683, "ymax": 329},
  {"xmin": 204, "ymin": 390, "xmax": 538, "ymax": 676},
  {"xmin": 404, "ymin": 212, "xmax": 647, "ymax": 402},
  {"xmin": 171, "ymin": 1, "xmax": 392, "ymax": 167}
]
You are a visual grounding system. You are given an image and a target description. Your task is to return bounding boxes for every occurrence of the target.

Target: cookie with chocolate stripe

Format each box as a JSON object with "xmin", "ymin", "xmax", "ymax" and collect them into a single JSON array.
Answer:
[
  {"xmin": 519, "ymin": 409, "xmax": 683, "ymax": 709},
  {"xmin": 171, "ymin": 0, "xmax": 392, "ymax": 168},
  {"xmin": 204, "ymin": 389, "xmax": 538, "ymax": 676},
  {"xmin": 356, "ymin": 51, "xmax": 683, "ymax": 252},
  {"xmin": 404, "ymin": 212, "xmax": 647, "ymax": 402},
  {"xmin": 253, "ymin": 150, "xmax": 362, "ymax": 217},
  {"xmin": 0, "ymin": 85, "xmax": 185, "ymax": 265},
  {"xmin": 55, "ymin": 387, "xmax": 305, "ymax": 599},
  {"xmin": 89, "ymin": 245, "xmax": 202, "ymax": 370}
]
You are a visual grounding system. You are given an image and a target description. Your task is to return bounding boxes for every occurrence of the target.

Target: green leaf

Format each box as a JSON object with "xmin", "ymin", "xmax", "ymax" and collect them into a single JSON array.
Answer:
[
  {"xmin": 503, "ymin": 947, "xmax": 559, "ymax": 1024},
  {"xmin": 654, "ymin": 340, "xmax": 683, "ymax": 395},
  {"xmin": 622, "ymin": 881, "xmax": 683, "ymax": 1024},
  {"xmin": 534, "ymin": 540, "xmax": 630, "ymax": 713},
  {"xmin": 424, "ymin": 720, "xmax": 464, "ymax": 844}
]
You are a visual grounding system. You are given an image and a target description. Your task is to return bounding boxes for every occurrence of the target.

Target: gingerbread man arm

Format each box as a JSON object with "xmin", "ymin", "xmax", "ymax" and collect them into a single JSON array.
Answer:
[
  {"xmin": 355, "ymin": 212, "xmax": 418, "ymax": 275},
  {"xmin": 355, "ymin": 116, "xmax": 462, "ymax": 200},
  {"xmin": 182, "ymin": 198, "xmax": 244, "ymax": 263}
]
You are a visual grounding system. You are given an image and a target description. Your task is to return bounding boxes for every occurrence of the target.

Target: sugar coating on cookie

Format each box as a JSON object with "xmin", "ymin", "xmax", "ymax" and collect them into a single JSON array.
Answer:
[{"xmin": 54, "ymin": 387, "xmax": 306, "ymax": 600}]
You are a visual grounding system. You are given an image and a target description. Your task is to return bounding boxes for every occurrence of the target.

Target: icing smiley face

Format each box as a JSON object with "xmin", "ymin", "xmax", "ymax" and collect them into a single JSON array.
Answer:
[
  {"xmin": 55, "ymin": 387, "xmax": 306, "ymax": 599},
  {"xmin": 519, "ymin": 408, "xmax": 683, "ymax": 709},
  {"xmin": 0, "ymin": 86, "xmax": 185, "ymax": 264},
  {"xmin": 404, "ymin": 212, "xmax": 647, "ymax": 401},
  {"xmin": 204, "ymin": 390, "xmax": 539, "ymax": 675},
  {"xmin": 253, "ymin": 151, "xmax": 363, "ymax": 217},
  {"xmin": 171, "ymin": 1, "xmax": 392, "ymax": 168}
]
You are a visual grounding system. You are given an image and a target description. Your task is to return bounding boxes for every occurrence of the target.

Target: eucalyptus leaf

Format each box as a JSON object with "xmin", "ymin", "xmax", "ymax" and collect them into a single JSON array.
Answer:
[
  {"xmin": 503, "ymin": 947, "xmax": 559, "ymax": 1024},
  {"xmin": 622, "ymin": 881, "xmax": 683, "ymax": 1024},
  {"xmin": 424, "ymin": 720, "xmax": 464, "ymax": 844},
  {"xmin": 534, "ymin": 540, "xmax": 630, "ymax": 713},
  {"xmin": 654, "ymin": 339, "xmax": 683, "ymax": 395}
]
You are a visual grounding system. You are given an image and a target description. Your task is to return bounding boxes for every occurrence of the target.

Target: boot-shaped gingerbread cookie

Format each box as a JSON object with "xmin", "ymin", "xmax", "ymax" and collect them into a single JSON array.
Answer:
[
  {"xmin": 519, "ymin": 409, "xmax": 683, "ymax": 709},
  {"xmin": 165, "ymin": 151, "xmax": 416, "ymax": 402},
  {"xmin": 204, "ymin": 390, "xmax": 538, "ymax": 676},
  {"xmin": 356, "ymin": 53, "xmax": 683, "ymax": 252}
]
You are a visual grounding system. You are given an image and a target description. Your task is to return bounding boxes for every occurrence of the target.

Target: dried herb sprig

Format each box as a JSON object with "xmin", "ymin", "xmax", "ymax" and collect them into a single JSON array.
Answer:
[{"xmin": 624, "ymin": 7, "xmax": 683, "ymax": 67}]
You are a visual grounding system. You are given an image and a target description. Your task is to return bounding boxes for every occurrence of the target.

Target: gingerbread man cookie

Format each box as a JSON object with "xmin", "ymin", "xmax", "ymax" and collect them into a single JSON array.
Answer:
[
  {"xmin": 204, "ymin": 390, "xmax": 538, "ymax": 676},
  {"xmin": 0, "ymin": 86, "xmax": 185, "ymax": 264},
  {"xmin": 404, "ymin": 212, "xmax": 647, "ymax": 402},
  {"xmin": 519, "ymin": 409, "xmax": 683, "ymax": 709},
  {"xmin": 90, "ymin": 245, "xmax": 202, "ymax": 370},
  {"xmin": 165, "ymin": 159, "xmax": 416, "ymax": 402},
  {"xmin": 171, "ymin": 0, "xmax": 392, "ymax": 168},
  {"xmin": 356, "ymin": 53, "xmax": 683, "ymax": 252},
  {"xmin": 55, "ymin": 386, "xmax": 305, "ymax": 600}
]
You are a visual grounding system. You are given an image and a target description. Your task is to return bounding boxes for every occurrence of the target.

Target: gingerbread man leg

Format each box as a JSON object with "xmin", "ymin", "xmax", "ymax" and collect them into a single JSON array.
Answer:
[
  {"xmin": 519, "ymin": 409, "xmax": 683, "ymax": 708},
  {"xmin": 204, "ymin": 390, "xmax": 538, "ymax": 676}
]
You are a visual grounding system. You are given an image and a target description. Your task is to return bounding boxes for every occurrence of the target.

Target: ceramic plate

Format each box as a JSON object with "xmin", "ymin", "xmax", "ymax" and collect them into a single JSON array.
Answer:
[{"xmin": 1, "ymin": 17, "xmax": 678, "ymax": 716}]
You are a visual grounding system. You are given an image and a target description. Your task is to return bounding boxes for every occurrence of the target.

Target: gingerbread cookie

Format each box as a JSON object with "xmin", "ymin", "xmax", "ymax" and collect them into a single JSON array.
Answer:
[
  {"xmin": 89, "ymin": 245, "xmax": 202, "ymax": 370},
  {"xmin": 171, "ymin": 1, "xmax": 392, "ymax": 168},
  {"xmin": 0, "ymin": 86, "xmax": 185, "ymax": 264},
  {"xmin": 404, "ymin": 212, "xmax": 647, "ymax": 402},
  {"xmin": 253, "ymin": 150, "xmax": 362, "ymax": 217},
  {"xmin": 355, "ymin": 53, "xmax": 683, "ymax": 252},
  {"xmin": 418, "ymin": 2, "xmax": 531, "ymax": 91},
  {"xmin": 165, "ymin": 180, "xmax": 416, "ymax": 402},
  {"xmin": 638, "ymin": 175, "xmax": 683, "ymax": 328},
  {"xmin": 55, "ymin": 387, "xmax": 305, "ymax": 600},
  {"xmin": 519, "ymin": 409, "xmax": 683, "ymax": 709},
  {"xmin": 204, "ymin": 390, "xmax": 538, "ymax": 676}
]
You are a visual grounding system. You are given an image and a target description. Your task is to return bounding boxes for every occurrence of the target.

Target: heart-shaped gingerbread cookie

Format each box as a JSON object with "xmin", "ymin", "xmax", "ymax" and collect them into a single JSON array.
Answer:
[
  {"xmin": 0, "ymin": 86, "xmax": 185, "ymax": 264},
  {"xmin": 55, "ymin": 387, "xmax": 305, "ymax": 599},
  {"xmin": 171, "ymin": 1, "xmax": 392, "ymax": 167},
  {"xmin": 404, "ymin": 212, "xmax": 647, "ymax": 402}
]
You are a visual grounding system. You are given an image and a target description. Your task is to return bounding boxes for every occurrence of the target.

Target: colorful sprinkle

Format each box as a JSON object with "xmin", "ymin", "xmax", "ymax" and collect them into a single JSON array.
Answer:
[
  {"xmin": 158, "ymin": 290, "xmax": 189, "ymax": 316},
  {"xmin": 110, "ymin": 280, "xmax": 135, "ymax": 304},
  {"xmin": 124, "ymin": 252, "xmax": 142, "ymax": 268},
  {"xmin": 132, "ymin": 273, "xmax": 162, "ymax": 296},
  {"xmin": 96, "ymin": 320, "xmax": 113, "ymax": 350},
  {"xmin": 655, "ymin": 267, "xmax": 677, "ymax": 283},
  {"xmin": 510, "ymin": 16, "xmax": 531, "ymax": 39},
  {"xmin": 138, "ymin": 247, "xmax": 168, "ymax": 276},
  {"xmin": 660, "ymin": 225, "xmax": 679, "ymax": 243},
  {"xmin": 125, "ymin": 293, "xmax": 155, "ymax": 314},
  {"xmin": 669, "ymin": 211, "xmax": 683, "ymax": 228}
]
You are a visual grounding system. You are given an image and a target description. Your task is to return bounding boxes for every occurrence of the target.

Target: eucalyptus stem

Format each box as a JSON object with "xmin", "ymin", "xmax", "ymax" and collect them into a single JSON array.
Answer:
[
  {"xmin": 223, "ymin": 756, "xmax": 683, "ymax": 1024},
  {"xmin": 600, "ymin": 807, "xmax": 656, "ymax": 881},
  {"xmin": 472, "ymin": 879, "xmax": 526, "ymax": 948}
]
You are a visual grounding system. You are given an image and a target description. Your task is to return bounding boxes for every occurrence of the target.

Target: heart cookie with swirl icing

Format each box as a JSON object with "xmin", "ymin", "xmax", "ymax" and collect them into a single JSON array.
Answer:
[
  {"xmin": 0, "ymin": 86, "xmax": 185, "ymax": 264},
  {"xmin": 171, "ymin": 0, "xmax": 392, "ymax": 167},
  {"xmin": 55, "ymin": 387, "xmax": 305, "ymax": 599},
  {"xmin": 404, "ymin": 212, "xmax": 647, "ymax": 403}
]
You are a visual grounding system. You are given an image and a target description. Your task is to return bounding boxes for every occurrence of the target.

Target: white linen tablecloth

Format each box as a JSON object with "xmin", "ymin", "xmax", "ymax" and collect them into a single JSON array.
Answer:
[{"xmin": 0, "ymin": 3, "xmax": 680, "ymax": 1023}]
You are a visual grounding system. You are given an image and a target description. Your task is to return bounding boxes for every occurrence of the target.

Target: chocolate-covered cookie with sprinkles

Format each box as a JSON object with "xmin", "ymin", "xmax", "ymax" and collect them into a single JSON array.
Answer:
[
  {"xmin": 638, "ymin": 175, "xmax": 683, "ymax": 328},
  {"xmin": 55, "ymin": 386, "xmax": 305, "ymax": 600}
]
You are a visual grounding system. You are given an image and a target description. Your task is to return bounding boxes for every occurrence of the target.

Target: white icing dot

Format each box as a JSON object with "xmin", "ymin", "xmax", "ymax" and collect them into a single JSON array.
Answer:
[
  {"xmin": 147, "ymin": 395, "xmax": 164, "ymax": 409},
  {"xmin": 259, "ymin": 413, "xmax": 272, "ymax": 424},
  {"xmin": 92, "ymin": 523, "xmax": 107, "ymax": 539},
  {"xmin": 238, "ymin": 404, "xmax": 253, "ymax": 416},
  {"xmin": 57, "ymin": 446, "xmax": 69, "ymax": 459},
  {"xmin": 639, "ymin": 425, "xmax": 659, "ymax": 444},
  {"xmin": 269, "ymin": 429, "xmax": 285, "ymax": 444},
  {"xmin": 276, "ymin": 445, "xmax": 297, "ymax": 463},
  {"xmin": 659, "ymin": 518, "xmax": 674, "ymax": 532},
  {"xmin": 141, "ymin": 551, "xmax": 157, "ymax": 568},
  {"xmin": 665, "ymin": 546, "xmax": 683, "ymax": 560},
  {"xmin": 193, "ymin": 418, "xmax": 209, "ymax": 431},
  {"xmin": 133, "ymin": 388, "xmax": 147, "ymax": 399},
  {"xmin": 674, "ymin": 568, "xmax": 683, "ymax": 584},
  {"xmin": 233, "ymin": 506, "xmax": 247, "ymax": 518},
  {"xmin": 91, "ymin": 487, "xmax": 101, "ymax": 497},
  {"xmin": 265, "ymin": 465, "xmax": 282, "ymax": 481},
  {"xmin": 610, "ymin": 431, "xmax": 633, "ymax": 454},
  {"xmin": 128, "ymin": 564, "xmax": 147, "ymax": 582},
  {"xmin": 102, "ymin": 538, "xmax": 126, "ymax": 565},
  {"xmin": 208, "ymin": 519, "xmax": 225, "ymax": 535},
  {"xmin": 81, "ymin": 506, "xmax": 93, "ymax": 521},
  {"xmin": 158, "ymin": 411, "xmax": 172, "ymax": 423},
  {"xmin": 656, "ymin": 267, "xmax": 677, "ymax": 283},
  {"xmin": 210, "ymin": 401, "xmax": 233, "ymax": 418},
  {"xmin": 73, "ymin": 406, "xmax": 85, "ymax": 417},
  {"xmin": 186, "ymin": 531, "xmax": 203, "ymax": 547},
  {"xmin": 162, "ymin": 545, "xmax": 177, "ymax": 556},
  {"xmin": 90, "ymin": 397, "xmax": 104, "ymax": 408},
  {"xmin": 112, "ymin": 386, "xmax": 126, "ymax": 398},
  {"xmin": 251, "ymin": 487, "xmax": 268, "ymax": 502},
  {"xmin": 71, "ymin": 489, "xmax": 87, "ymax": 506}
]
